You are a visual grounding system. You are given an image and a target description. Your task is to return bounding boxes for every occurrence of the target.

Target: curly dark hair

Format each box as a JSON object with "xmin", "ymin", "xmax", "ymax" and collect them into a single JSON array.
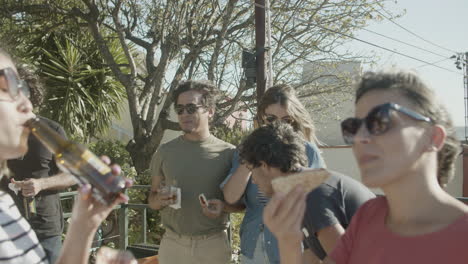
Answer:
[
  {"xmin": 355, "ymin": 70, "xmax": 461, "ymax": 187},
  {"xmin": 172, "ymin": 80, "xmax": 219, "ymax": 110},
  {"xmin": 16, "ymin": 63, "xmax": 44, "ymax": 107},
  {"xmin": 239, "ymin": 122, "xmax": 307, "ymax": 173},
  {"xmin": 0, "ymin": 48, "xmax": 44, "ymax": 107}
]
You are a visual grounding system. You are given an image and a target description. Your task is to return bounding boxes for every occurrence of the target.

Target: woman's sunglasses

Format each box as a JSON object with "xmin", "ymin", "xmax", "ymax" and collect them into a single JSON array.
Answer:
[
  {"xmin": 264, "ymin": 115, "xmax": 295, "ymax": 125},
  {"xmin": 341, "ymin": 102, "xmax": 432, "ymax": 145},
  {"xmin": 0, "ymin": 67, "xmax": 30, "ymax": 101},
  {"xmin": 174, "ymin": 103, "xmax": 204, "ymax": 115}
]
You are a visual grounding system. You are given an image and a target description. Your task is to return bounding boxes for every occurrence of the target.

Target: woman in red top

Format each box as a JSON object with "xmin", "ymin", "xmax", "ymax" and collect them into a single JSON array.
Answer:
[{"xmin": 264, "ymin": 70, "xmax": 468, "ymax": 264}]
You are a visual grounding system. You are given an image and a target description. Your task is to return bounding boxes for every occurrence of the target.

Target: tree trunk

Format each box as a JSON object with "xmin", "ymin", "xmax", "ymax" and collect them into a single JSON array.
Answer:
[
  {"xmin": 126, "ymin": 118, "xmax": 170, "ymax": 175},
  {"xmin": 126, "ymin": 140, "xmax": 153, "ymax": 175}
]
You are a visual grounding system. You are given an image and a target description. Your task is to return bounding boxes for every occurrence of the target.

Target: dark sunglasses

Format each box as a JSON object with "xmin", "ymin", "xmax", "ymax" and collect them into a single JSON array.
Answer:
[
  {"xmin": 174, "ymin": 103, "xmax": 204, "ymax": 115},
  {"xmin": 264, "ymin": 115, "xmax": 295, "ymax": 125},
  {"xmin": 341, "ymin": 102, "xmax": 432, "ymax": 145},
  {"xmin": 0, "ymin": 67, "xmax": 30, "ymax": 101}
]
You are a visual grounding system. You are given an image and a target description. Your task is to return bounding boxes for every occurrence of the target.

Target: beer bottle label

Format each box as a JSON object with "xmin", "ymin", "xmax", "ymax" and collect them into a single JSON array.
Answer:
[
  {"xmin": 29, "ymin": 198, "xmax": 36, "ymax": 214},
  {"xmin": 23, "ymin": 197, "xmax": 36, "ymax": 219},
  {"xmin": 81, "ymin": 150, "xmax": 111, "ymax": 175}
]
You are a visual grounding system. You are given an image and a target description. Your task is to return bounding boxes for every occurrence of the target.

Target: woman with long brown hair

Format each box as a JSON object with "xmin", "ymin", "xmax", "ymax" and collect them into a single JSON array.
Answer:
[
  {"xmin": 257, "ymin": 84, "xmax": 320, "ymax": 144},
  {"xmin": 221, "ymin": 84, "xmax": 325, "ymax": 263}
]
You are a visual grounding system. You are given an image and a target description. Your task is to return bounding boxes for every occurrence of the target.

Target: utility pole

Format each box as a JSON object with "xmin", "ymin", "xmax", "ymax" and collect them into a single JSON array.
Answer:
[
  {"xmin": 461, "ymin": 52, "xmax": 468, "ymax": 197},
  {"xmin": 463, "ymin": 52, "xmax": 468, "ymax": 142},
  {"xmin": 265, "ymin": 0, "xmax": 273, "ymax": 88},
  {"xmin": 255, "ymin": 0, "xmax": 266, "ymax": 108}
]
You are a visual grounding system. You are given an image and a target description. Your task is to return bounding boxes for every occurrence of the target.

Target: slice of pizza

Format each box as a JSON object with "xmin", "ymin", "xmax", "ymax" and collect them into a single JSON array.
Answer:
[{"xmin": 271, "ymin": 168, "xmax": 330, "ymax": 194}]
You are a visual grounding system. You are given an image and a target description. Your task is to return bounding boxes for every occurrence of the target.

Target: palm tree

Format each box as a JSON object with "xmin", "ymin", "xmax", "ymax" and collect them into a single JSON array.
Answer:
[{"xmin": 38, "ymin": 32, "xmax": 129, "ymax": 142}]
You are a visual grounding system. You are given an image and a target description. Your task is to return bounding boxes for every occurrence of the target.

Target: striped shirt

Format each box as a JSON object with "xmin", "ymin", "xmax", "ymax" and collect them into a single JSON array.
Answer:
[
  {"xmin": 257, "ymin": 190, "xmax": 269, "ymax": 205},
  {"xmin": 0, "ymin": 191, "xmax": 47, "ymax": 264}
]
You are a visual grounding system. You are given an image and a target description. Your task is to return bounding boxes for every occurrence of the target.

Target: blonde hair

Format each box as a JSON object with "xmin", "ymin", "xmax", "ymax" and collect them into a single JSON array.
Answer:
[{"xmin": 258, "ymin": 84, "xmax": 320, "ymax": 145}]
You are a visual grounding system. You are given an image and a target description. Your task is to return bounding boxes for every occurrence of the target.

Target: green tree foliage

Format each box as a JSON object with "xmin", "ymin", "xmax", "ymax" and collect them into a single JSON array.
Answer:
[
  {"xmin": 38, "ymin": 34, "xmax": 127, "ymax": 141},
  {"xmin": 211, "ymin": 123, "xmax": 249, "ymax": 147},
  {"xmin": 0, "ymin": 8, "xmax": 129, "ymax": 142},
  {"xmin": 89, "ymin": 139, "xmax": 132, "ymax": 167}
]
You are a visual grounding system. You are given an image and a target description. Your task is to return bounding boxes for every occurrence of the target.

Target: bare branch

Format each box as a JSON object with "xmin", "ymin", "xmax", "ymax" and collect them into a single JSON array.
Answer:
[
  {"xmin": 207, "ymin": 0, "xmax": 237, "ymax": 81},
  {"xmin": 111, "ymin": 0, "xmax": 138, "ymax": 79}
]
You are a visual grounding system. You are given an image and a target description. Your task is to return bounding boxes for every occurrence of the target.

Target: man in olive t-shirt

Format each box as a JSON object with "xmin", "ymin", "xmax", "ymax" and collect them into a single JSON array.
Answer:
[{"xmin": 148, "ymin": 80, "xmax": 236, "ymax": 264}]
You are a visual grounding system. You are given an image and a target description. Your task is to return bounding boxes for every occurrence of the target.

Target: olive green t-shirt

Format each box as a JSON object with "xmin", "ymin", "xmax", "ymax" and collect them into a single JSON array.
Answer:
[{"xmin": 150, "ymin": 135, "xmax": 235, "ymax": 236}]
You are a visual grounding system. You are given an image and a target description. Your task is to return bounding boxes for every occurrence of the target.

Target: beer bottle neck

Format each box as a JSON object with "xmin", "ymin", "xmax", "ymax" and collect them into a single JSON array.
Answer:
[{"xmin": 26, "ymin": 118, "xmax": 69, "ymax": 153}]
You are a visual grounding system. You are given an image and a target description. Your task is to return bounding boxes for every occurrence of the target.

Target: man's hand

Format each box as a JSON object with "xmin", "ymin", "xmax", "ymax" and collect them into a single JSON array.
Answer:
[
  {"xmin": 154, "ymin": 186, "xmax": 177, "ymax": 208},
  {"xmin": 201, "ymin": 199, "xmax": 224, "ymax": 218},
  {"xmin": 12, "ymin": 178, "xmax": 43, "ymax": 197},
  {"xmin": 263, "ymin": 185, "xmax": 307, "ymax": 243},
  {"xmin": 263, "ymin": 186, "xmax": 307, "ymax": 264}
]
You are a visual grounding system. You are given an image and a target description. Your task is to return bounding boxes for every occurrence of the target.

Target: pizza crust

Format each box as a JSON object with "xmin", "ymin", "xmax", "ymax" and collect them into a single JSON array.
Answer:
[{"xmin": 271, "ymin": 168, "xmax": 330, "ymax": 194}]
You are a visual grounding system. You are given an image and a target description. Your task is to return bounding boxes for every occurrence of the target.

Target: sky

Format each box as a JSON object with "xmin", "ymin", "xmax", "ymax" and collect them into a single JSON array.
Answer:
[{"xmin": 342, "ymin": 0, "xmax": 467, "ymax": 130}]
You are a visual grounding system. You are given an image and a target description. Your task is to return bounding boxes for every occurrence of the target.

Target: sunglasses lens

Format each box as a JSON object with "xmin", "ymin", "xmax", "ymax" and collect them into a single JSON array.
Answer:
[
  {"xmin": 0, "ymin": 68, "xmax": 30, "ymax": 101},
  {"xmin": 19, "ymin": 81, "xmax": 30, "ymax": 99},
  {"xmin": 265, "ymin": 116, "xmax": 276, "ymax": 123},
  {"xmin": 5, "ymin": 69, "xmax": 19, "ymax": 99},
  {"xmin": 175, "ymin": 104, "xmax": 201, "ymax": 115},
  {"xmin": 175, "ymin": 106, "xmax": 184, "ymax": 115},
  {"xmin": 341, "ymin": 104, "xmax": 397, "ymax": 144},
  {"xmin": 186, "ymin": 104, "xmax": 198, "ymax": 114},
  {"xmin": 341, "ymin": 118, "xmax": 361, "ymax": 144},
  {"xmin": 282, "ymin": 118, "xmax": 294, "ymax": 125},
  {"xmin": 366, "ymin": 106, "xmax": 391, "ymax": 136}
]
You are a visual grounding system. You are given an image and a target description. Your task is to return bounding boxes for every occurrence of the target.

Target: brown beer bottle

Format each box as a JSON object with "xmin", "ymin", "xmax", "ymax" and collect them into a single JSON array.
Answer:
[
  {"xmin": 26, "ymin": 118, "xmax": 126, "ymax": 205},
  {"xmin": 23, "ymin": 196, "xmax": 36, "ymax": 220}
]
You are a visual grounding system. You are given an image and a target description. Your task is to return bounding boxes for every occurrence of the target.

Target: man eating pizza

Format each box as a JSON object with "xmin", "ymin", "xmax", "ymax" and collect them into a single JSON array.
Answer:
[{"xmin": 238, "ymin": 122, "xmax": 375, "ymax": 263}]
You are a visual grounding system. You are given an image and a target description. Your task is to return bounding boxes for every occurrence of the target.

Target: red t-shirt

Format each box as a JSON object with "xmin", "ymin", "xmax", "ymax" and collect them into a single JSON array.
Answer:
[{"xmin": 330, "ymin": 197, "xmax": 468, "ymax": 264}]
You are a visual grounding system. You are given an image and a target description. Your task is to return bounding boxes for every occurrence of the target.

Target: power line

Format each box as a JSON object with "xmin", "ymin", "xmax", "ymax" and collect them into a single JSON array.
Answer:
[
  {"xmin": 372, "ymin": 7, "xmax": 458, "ymax": 54},
  {"xmin": 261, "ymin": 4, "xmax": 462, "ymax": 75},
  {"xmin": 319, "ymin": 26, "xmax": 462, "ymax": 75},
  {"xmin": 414, "ymin": 57, "xmax": 452, "ymax": 68},
  {"xmin": 263, "ymin": 1, "xmax": 455, "ymax": 58},
  {"xmin": 298, "ymin": 19, "xmax": 463, "ymax": 75},
  {"xmin": 360, "ymin": 27, "xmax": 450, "ymax": 59}
]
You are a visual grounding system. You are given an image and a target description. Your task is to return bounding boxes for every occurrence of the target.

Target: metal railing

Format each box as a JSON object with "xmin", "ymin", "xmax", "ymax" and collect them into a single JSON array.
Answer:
[
  {"xmin": 59, "ymin": 185, "xmax": 153, "ymax": 250},
  {"xmin": 60, "ymin": 187, "xmax": 468, "ymax": 252}
]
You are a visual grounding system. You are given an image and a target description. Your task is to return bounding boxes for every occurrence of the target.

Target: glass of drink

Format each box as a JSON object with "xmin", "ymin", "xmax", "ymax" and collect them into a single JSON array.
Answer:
[{"xmin": 159, "ymin": 184, "xmax": 178, "ymax": 202}]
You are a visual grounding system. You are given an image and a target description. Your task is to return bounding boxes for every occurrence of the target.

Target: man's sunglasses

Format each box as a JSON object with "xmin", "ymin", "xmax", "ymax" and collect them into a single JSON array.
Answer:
[
  {"xmin": 264, "ymin": 115, "xmax": 295, "ymax": 125},
  {"xmin": 341, "ymin": 102, "xmax": 432, "ymax": 145},
  {"xmin": 0, "ymin": 67, "xmax": 30, "ymax": 101},
  {"xmin": 174, "ymin": 103, "xmax": 204, "ymax": 115}
]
